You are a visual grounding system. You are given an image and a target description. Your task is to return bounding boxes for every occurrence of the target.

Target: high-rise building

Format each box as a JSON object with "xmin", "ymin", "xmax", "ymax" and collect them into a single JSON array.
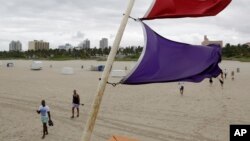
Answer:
[
  {"xmin": 84, "ymin": 39, "xmax": 90, "ymax": 48},
  {"xmin": 28, "ymin": 40, "xmax": 49, "ymax": 50},
  {"xmin": 201, "ymin": 35, "xmax": 223, "ymax": 47},
  {"xmin": 99, "ymin": 38, "xmax": 108, "ymax": 49},
  {"xmin": 78, "ymin": 39, "xmax": 91, "ymax": 49},
  {"xmin": 58, "ymin": 43, "xmax": 73, "ymax": 50},
  {"xmin": 9, "ymin": 41, "xmax": 22, "ymax": 51}
]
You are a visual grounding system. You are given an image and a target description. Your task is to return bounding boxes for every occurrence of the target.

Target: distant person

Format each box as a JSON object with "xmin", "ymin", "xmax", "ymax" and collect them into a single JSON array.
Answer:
[
  {"xmin": 224, "ymin": 69, "xmax": 227, "ymax": 79},
  {"xmin": 81, "ymin": 65, "xmax": 84, "ymax": 69},
  {"xmin": 231, "ymin": 71, "xmax": 235, "ymax": 80},
  {"xmin": 71, "ymin": 90, "xmax": 80, "ymax": 118},
  {"xmin": 209, "ymin": 78, "xmax": 213, "ymax": 85},
  {"xmin": 219, "ymin": 78, "xmax": 224, "ymax": 88},
  {"xmin": 37, "ymin": 100, "xmax": 52, "ymax": 139},
  {"xmin": 50, "ymin": 64, "xmax": 52, "ymax": 68},
  {"xmin": 220, "ymin": 72, "xmax": 224, "ymax": 80},
  {"xmin": 180, "ymin": 85, "xmax": 184, "ymax": 95},
  {"xmin": 179, "ymin": 83, "xmax": 184, "ymax": 95},
  {"xmin": 237, "ymin": 68, "xmax": 240, "ymax": 73}
]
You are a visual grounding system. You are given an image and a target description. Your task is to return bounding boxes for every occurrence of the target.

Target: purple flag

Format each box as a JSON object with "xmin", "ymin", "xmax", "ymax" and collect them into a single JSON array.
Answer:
[{"xmin": 121, "ymin": 22, "xmax": 222, "ymax": 85}]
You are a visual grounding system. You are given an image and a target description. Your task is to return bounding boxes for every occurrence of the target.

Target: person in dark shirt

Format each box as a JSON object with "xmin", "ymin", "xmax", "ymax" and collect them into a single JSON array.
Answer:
[
  {"xmin": 180, "ymin": 85, "xmax": 184, "ymax": 95},
  {"xmin": 178, "ymin": 82, "xmax": 184, "ymax": 95},
  {"xmin": 71, "ymin": 90, "xmax": 80, "ymax": 118}
]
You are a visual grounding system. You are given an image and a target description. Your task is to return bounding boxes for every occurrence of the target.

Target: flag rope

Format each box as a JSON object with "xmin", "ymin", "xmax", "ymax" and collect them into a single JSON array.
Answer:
[{"xmin": 123, "ymin": 14, "xmax": 138, "ymax": 21}]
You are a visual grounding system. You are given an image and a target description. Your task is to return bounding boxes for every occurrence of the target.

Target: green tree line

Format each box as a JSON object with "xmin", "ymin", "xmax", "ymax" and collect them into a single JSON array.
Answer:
[
  {"xmin": 222, "ymin": 43, "xmax": 250, "ymax": 58},
  {"xmin": 1, "ymin": 44, "xmax": 249, "ymax": 61}
]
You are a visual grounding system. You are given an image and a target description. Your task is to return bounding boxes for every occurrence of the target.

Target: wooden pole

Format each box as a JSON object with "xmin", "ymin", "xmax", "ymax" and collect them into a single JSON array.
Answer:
[{"xmin": 81, "ymin": 0, "xmax": 136, "ymax": 141}]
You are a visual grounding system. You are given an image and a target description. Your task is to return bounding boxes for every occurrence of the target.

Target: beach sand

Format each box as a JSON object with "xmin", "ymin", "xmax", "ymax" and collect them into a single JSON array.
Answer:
[{"xmin": 0, "ymin": 60, "xmax": 249, "ymax": 141}]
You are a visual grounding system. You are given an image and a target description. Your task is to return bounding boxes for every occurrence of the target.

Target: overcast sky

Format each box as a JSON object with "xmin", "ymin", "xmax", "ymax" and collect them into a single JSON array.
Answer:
[{"xmin": 0, "ymin": 0, "xmax": 249, "ymax": 51}]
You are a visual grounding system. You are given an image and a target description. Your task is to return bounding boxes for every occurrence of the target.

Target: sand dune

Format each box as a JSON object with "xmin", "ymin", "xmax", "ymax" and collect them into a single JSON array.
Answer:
[{"xmin": 0, "ymin": 60, "xmax": 249, "ymax": 141}]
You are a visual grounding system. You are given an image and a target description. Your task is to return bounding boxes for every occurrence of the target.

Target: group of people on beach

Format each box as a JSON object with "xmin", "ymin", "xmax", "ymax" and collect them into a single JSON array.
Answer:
[
  {"xmin": 36, "ymin": 89, "xmax": 81, "ymax": 139},
  {"xmin": 179, "ymin": 67, "xmax": 239, "ymax": 95},
  {"xmin": 209, "ymin": 68, "xmax": 238, "ymax": 88},
  {"xmin": 208, "ymin": 67, "xmax": 239, "ymax": 88}
]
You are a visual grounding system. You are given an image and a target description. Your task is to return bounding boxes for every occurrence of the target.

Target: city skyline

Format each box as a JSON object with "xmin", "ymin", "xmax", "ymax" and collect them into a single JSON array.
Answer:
[
  {"xmin": 6, "ymin": 38, "xmax": 110, "ymax": 51},
  {"xmin": 0, "ymin": 0, "xmax": 249, "ymax": 51}
]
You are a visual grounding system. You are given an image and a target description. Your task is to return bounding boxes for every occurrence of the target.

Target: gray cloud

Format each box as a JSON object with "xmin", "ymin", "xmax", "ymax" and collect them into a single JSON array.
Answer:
[{"xmin": 0, "ymin": 0, "xmax": 249, "ymax": 51}]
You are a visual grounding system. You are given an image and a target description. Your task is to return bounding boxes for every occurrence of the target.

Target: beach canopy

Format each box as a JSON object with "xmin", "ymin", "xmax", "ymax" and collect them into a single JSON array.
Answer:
[
  {"xmin": 61, "ymin": 67, "xmax": 74, "ymax": 75},
  {"xmin": 31, "ymin": 61, "xmax": 43, "ymax": 70},
  {"xmin": 142, "ymin": 0, "xmax": 231, "ymax": 20},
  {"xmin": 108, "ymin": 135, "xmax": 139, "ymax": 141},
  {"xmin": 121, "ymin": 22, "xmax": 222, "ymax": 85},
  {"xmin": 111, "ymin": 70, "xmax": 127, "ymax": 77}
]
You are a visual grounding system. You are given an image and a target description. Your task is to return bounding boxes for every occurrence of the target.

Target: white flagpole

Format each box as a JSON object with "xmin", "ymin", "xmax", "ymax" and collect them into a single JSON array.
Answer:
[{"xmin": 81, "ymin": 0, "xmax": 136, "ymax": 141}]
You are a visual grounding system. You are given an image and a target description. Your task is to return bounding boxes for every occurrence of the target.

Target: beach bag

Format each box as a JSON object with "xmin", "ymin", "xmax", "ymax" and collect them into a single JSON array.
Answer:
[{"xmin": 48, "ymin": 120, "xmax": 54, "ymax": 126}]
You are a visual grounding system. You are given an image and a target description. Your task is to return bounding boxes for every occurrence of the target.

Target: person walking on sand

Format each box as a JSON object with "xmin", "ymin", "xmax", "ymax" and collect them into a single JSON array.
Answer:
[
  {"xmin": 220, "ymin": 71, "xmax": 224, "ymax": 80},
  {"xmin": 218, "ymin": 72, "xmax": 224, "ymax": 88},
  {"xmin": 224, "ymin": 69, "xmax": 227, "ymax": 79},
  {"xmin": 71, "ymin": 89, "xmax": 80, "ymax": 118},
  {"xmin": 231, "ymin": 71, "xmax": 235, "ymax": 80},
  {"xmin": 209, "ymin": 78, "xmax": 213, "ymax": 85},
  {"xmin": 178, "ymin": 83, "xmax": 184, "ymax": 95},
  {"xmin": 37, "ymin": 100, "xmax": 52, "ymax": 139},
  {"xmin": 219, "ymin": 78, "xmax": 224, "ymax": 88},
  {"xmin": 180, "ymin": 85, "xmax": 184, "ymax": 95},
  {"xmin": 237, "ymin": 67, "xmax": 240, "ymax": 73}
]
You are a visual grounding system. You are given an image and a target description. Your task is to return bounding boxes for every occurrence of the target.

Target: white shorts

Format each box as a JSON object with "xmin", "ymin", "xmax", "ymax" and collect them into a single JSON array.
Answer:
[
  {"xmin": 41, "ymin": 116, "xmax": 48, "ymax": 123},
  {"xmin": 72, "ymin": 103, "xmax": 79, "ymax": 108}
]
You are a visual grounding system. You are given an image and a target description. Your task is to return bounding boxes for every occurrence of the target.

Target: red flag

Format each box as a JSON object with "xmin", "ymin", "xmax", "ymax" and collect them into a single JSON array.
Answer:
[{"xmin": 142, "ymin": 0, "xmax": 231, "ymax": 20}]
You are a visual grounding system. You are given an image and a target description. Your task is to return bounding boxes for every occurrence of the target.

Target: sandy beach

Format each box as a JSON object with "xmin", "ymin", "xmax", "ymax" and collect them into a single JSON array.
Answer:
[{"xmin": 0, "ymin": 60, "xmax": 250, "ymax": 141}]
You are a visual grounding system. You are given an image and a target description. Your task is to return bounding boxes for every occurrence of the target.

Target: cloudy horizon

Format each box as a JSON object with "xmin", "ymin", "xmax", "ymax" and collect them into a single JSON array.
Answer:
[{"xmin": 0, "ymin": 0, "xmax": 249, "ymax": 51}]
